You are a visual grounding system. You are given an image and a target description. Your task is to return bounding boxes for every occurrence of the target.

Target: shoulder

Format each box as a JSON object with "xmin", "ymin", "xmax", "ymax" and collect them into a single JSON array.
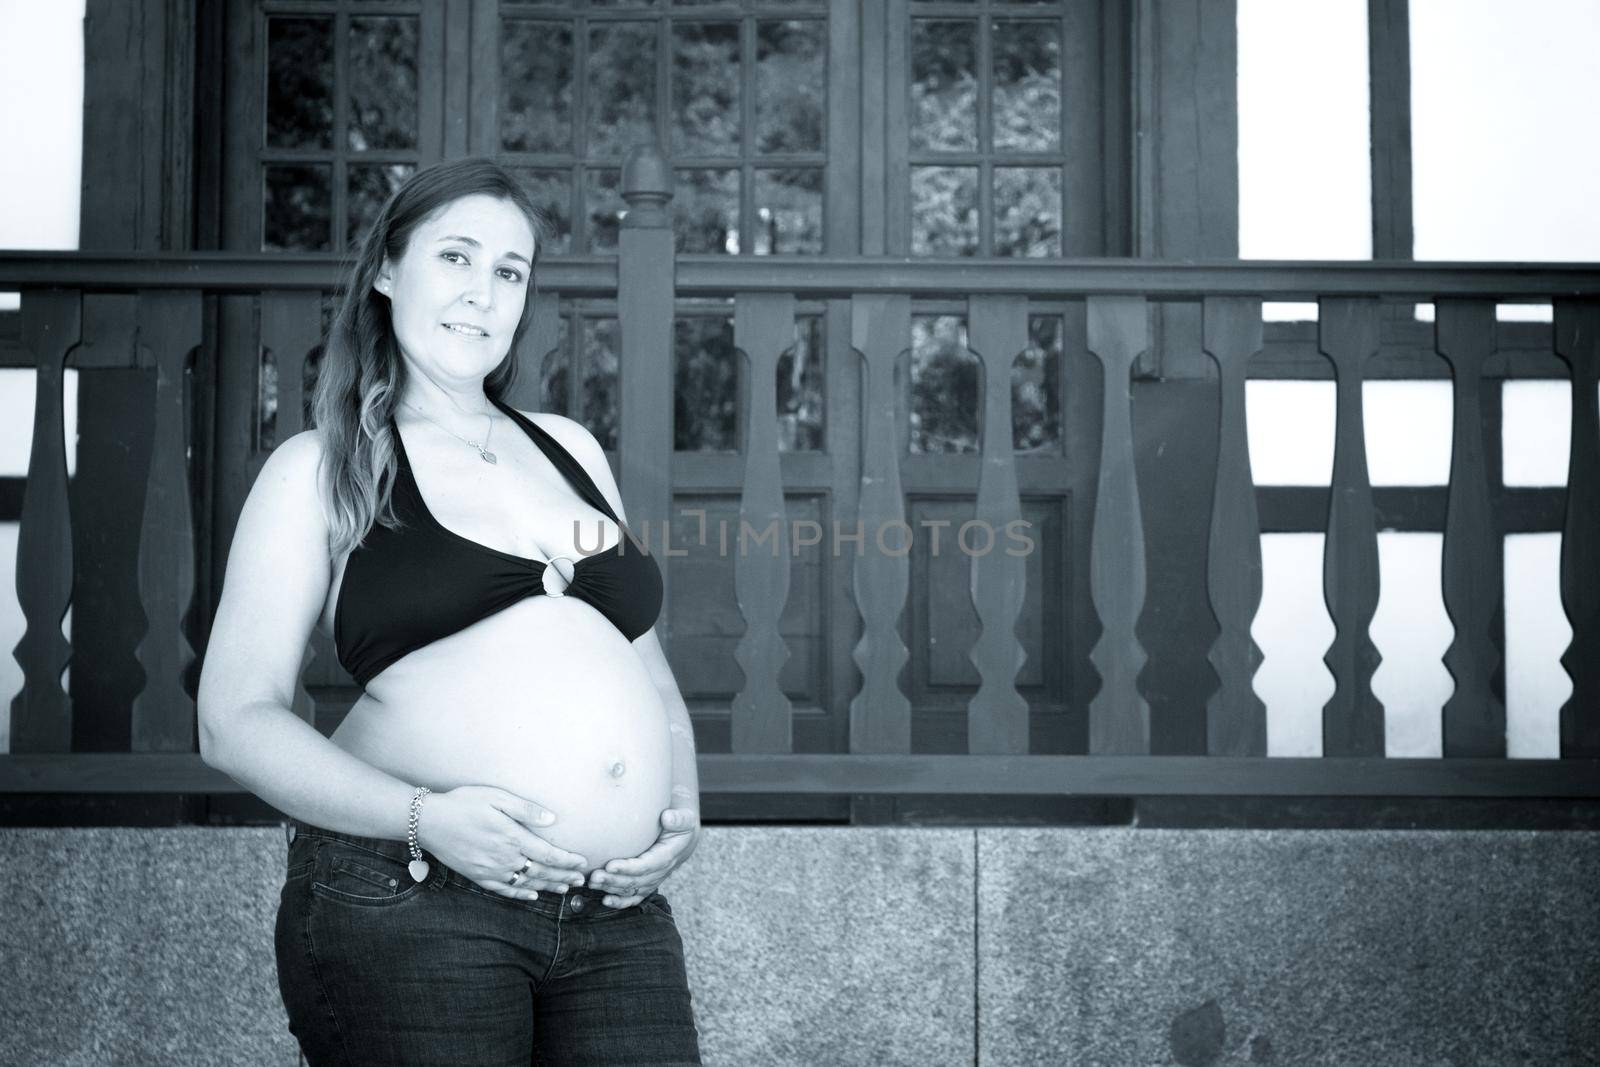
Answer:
[
  {"xmin": 258, "ymin": 427, "xmax": 326, "ymax": 492},
  {"xmin": 518, "ymin": 409, "xmax": 606, "ymax": 465},
  {"xmin": 250, "ymin": 428, "xmax": 332, "ymax": 532},
  {"xmin": 515, "ymin": 408, "xmax": 625, "ymax": 516}
]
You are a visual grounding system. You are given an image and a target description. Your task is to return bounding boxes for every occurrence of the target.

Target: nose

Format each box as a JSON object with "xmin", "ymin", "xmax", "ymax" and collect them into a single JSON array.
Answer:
[{"xmin": 462, "ymin": 268, "xmax": 494, "ymax": 309}]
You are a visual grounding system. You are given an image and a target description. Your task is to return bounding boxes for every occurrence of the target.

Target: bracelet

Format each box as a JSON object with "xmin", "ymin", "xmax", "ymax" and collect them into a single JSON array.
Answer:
[{"xmin": 406, "ymin": 786, "xmax": 432, "ymax": 883}]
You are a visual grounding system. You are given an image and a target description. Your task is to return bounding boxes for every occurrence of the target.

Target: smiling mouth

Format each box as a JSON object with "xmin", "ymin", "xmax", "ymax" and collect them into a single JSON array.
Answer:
[{"xmin": 442, "ymin": 323, "xmax": 489, "ymax": 338}]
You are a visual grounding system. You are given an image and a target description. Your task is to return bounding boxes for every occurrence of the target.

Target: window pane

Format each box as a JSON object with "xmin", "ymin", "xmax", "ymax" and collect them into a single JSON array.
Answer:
[
  {"xmin": 992, "ymin": 19, "xmax": 1060, "ymax": 152},
  {"xmin": 502, "ymin": 20, "xmax": 574, "ymax": 154},
  {"xmin": 266, "ymin": 17, "xmax": 333, "ymax": 150},
  {"xmin": 675, "ymin": 315, "xmax": 738, "ymax": 451},
  {"xmin": 348, "ymin": 163, "xmax": 414, "ymax": 248},
  {"xmin": 1237, "ymin": 0, "xmax": 1370, "ymax": 260},
  {"xmin": 588, "ymin": 21, "xmax": 657, "ymax": 157},
  {"xmin": 1013, "ymin": 315, "xmax": 1061, "ymax": 453},
  {"xmin": 910, "ymin": 315, "xmax": 978, "ymax": 454},
  {"xmin": 584, "ymin": 168, "xmax": 625, "ymax": 253},
  {"xmin": 993, "ymin": 166, "xmax": 1060, "ymax": 256},
  {"xmin": 582, "ymin": 318, "xmax": 620, "ymax": 451},
  {"xmin": 512, "ymin": 169, "xmax": 573, "ymax": 255},
  {"xmin": 264, "ymin": 165, "xmax": 331, "ymax": 251},
  {"xmin": 911, "ymin": 166, "xmax": 978, "ymax": 256},
  {"xmin": 753, "ymin": 168, "xmax": 822, "ymax": 254},
  {"xmin": 348, "ymin": 17, "xmax": 418, "ymax": 151},
  {"xmin": 674, "ymin": 169, "xmax": 739, "ymax": 254},
  {"xmin": 1410, "ymin": 0, "xmax": 1600, "ymax": 261},
  {"xmin": 777, "ymin": 316, "xmax": 825, "ymax": 452},
  {"xmin": 757, "ymin": 20, "xmax": 825, "ymax": 154},
  {"xmin": 672, "ymin": 22, "xmax": 740, "ymax": 156},
  {"xmin": 911, "ymin": 20, "xmax": 977, "ymax": 152}
]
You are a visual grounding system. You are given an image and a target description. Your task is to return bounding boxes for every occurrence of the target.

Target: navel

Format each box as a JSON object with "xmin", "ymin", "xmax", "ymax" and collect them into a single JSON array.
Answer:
[{"xmin": 607, "ymin": 759, "xmax": 627, "ymax": 780}]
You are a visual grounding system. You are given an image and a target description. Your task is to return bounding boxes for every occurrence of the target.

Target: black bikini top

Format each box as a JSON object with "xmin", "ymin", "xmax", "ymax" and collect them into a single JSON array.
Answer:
[{"xmin": 334, "ymin": 398, "xmax": 664, "ymax": 688}]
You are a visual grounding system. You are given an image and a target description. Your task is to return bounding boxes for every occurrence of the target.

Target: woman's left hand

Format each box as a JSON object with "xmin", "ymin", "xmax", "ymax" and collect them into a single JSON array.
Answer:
[{"xmin": 588, "ymin": 807, "xmax": 700, "ymax": 908}]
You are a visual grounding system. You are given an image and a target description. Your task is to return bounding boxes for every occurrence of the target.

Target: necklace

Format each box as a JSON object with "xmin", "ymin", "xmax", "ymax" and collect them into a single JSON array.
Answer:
[{"xmin": 402, "ymin": 399, "xmax": 497, "ymax": 464}]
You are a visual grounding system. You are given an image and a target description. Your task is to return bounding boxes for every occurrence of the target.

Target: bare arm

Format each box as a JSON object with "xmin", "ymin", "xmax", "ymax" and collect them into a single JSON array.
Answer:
[{"xmin": 196, "ymin": 429, "xmax": 419, "ymax": 840}]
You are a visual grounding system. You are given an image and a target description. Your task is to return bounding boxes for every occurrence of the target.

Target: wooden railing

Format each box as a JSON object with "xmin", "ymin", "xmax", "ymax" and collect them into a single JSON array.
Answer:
[{"xmin": 3, "ymin": 163, "xmax": 1599, "ymax": 802}]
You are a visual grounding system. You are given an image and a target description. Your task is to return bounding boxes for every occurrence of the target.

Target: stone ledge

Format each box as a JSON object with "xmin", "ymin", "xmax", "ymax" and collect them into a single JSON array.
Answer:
[{"xmin": 1, "ymin": 827, "xmax": 1594, "ymax": 1066}]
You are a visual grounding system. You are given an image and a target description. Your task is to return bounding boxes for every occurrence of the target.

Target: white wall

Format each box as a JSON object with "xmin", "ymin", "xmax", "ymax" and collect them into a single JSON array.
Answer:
[
  {"xmin": 1237, "ymin": 0, "xmax": 1593, "ymax": 754},
  {"xmin": 1, "ymin": 0, "xmax": 85, "ymax": 745}
]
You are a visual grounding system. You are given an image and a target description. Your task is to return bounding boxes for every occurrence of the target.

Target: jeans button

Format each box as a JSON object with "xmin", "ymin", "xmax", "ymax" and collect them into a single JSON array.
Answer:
[{"xmin": 569, "ymin": 894, "xmax": 585, "ymax": 913}]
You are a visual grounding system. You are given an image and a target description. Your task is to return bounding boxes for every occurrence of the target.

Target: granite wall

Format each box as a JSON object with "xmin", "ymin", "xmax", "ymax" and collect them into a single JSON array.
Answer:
[{"xmin": 2, "ymin": 826, "xmax": 1595, "ymax": 1066}]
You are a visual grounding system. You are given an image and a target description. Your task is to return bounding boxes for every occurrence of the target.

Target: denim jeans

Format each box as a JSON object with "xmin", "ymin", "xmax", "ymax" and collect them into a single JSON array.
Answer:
[{"xmin": 275, "ymin": 819, "xmax": 702, "ymax": 1066}]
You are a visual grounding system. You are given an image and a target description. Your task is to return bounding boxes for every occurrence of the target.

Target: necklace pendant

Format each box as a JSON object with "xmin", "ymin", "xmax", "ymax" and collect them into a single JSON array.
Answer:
[
  {"xmin": 408, "ymin": 858, "xmax": 430, "ymax": 883},
  {"xmin": 478, "ymin": 448, "xmax": 498, "ymax": 464}
]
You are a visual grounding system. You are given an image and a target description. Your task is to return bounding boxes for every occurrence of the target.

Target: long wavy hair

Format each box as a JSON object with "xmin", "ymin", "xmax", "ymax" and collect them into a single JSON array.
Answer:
[{"xmin": 311, "ymin": 157, "xmax": 550, "ymax": 560}]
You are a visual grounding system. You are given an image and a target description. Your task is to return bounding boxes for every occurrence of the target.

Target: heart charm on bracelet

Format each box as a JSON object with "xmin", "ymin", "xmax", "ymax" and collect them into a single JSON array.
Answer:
[{"xmin": 408, "ymin": 858, "xmax": 430, "ymax": 883}]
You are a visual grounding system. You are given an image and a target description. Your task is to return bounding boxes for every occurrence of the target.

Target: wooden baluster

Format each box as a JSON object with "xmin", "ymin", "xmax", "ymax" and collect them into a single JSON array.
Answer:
[
  {"xmin": 10, "ymin": 290, "xmax": 81, "ymax": 753},
  {"xmin": 966, "ymin": 295, "xmax": 1029, "ymax": 754},
  {"xmin": 1437, "ymin": 299, "xmax": 1503, "ymax": 756},
  {"xmin": 259, "ymin": 291, "xmax": 324, "ymax": 724},
  {"xmin": 1319, "ymin": 297, "xmax": 1383, "ymax": 756},
  {"xmin": 731, "ymin": 292, "xmax": 796, "ymax": 753},
  {"xmin": 1555, "ymin": 298, "xmax": 1600, "ymax": 757},
  {"xmin": 131, "ymin": 290, "xmax": 202, "ymax": 751},
  {"xmin": 849, "ymin": 294, "xmax": 912, "ymax": 753},
  {"xmin": 1086, "ymin": 296, "xmax": 1151, "ymax": 754},
  {"xmin": 1202, "ymin": 297, "xmax": 1267, "ymax": 755},
  {"xmin": 618, "ymin": 143, "xmax": 676, "ymax": 644},
  {"xmin": 260, "ymin": 292, "xmax": 322, "ymax": 441},
  {"xmin": 508, "ymin": 289, "xmax": 561, "ymax": 413}
]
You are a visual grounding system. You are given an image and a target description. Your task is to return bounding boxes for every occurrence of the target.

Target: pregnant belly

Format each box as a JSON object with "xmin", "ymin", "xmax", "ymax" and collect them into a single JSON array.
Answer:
[{"xmin": 330, "ymin": 596, "xmax": 674, "ymax": 872}]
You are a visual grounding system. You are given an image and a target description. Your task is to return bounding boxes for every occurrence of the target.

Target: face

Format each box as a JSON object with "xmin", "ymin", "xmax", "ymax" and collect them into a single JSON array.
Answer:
[{"xmin": 374, "ymin": 193, "xmax": 536, "ymax": 386}]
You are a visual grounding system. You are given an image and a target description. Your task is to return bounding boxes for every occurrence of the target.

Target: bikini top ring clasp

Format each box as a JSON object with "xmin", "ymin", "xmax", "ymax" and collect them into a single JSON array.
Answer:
[{"xmin": 541, "ymin": 556, "xmax": 578, "ymax": 597}]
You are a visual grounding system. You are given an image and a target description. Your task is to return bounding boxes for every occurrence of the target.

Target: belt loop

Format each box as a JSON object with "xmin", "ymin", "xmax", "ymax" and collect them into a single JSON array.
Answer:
[{"xmin": 286, "ymin": 822, "xmax": 297, "ymax": 844}]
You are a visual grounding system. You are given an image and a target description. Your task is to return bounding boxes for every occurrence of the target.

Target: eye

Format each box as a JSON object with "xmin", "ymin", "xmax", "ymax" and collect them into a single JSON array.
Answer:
[
  {"xmin": 441, "ymin": 250, "xmax": 468, "ymax": 265},
  {"xmin": 498, "ymin": 267, "xmax": 524, "ymax": 283}
]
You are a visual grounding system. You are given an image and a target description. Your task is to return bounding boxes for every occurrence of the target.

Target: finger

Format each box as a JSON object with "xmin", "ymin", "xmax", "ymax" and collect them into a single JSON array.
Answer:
[
  {"xmin": 592, "ymin": 860, "xmax": 668, "ymax": 886},
  {"xmin": 482, "ymin": 880, "xmax": 540, "ymax": 901},
  {"xmin": 601, "ymin": 845, "xmax": 680, "ymax": 878},
  {"xmin": 493, "ymin": 789, "xmax": 557, "ymax": 830},
  {"xmin": 661, "ymin": 808, "xmax": 700, "ymax": 832},
  {"xmin": 591, "ymin": 865, "xmax": 671, "ymax": 894},
  {"xmin": 522, "ymin": 862, "xmax": 588, "ymax": 887},
  {"xmin": 602, "ymin": 892, "xmax": 649, "ymax": 909},
  {"xmin": 519, "ymin": 838, "xmax": 589, "ymax": 871}
]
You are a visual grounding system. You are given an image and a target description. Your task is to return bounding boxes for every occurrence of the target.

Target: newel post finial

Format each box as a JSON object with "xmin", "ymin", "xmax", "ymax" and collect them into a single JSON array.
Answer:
[{"xmin": 621, "ymin": 142, "xmax": 674, "ymax": 229}]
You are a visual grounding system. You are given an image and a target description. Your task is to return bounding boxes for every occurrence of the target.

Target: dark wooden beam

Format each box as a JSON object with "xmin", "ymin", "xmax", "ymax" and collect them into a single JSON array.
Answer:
[
  {"xmin": 1368, "ymin": 0, "xmax": 1414, "ymax": 261},
  {"xmin": 4, "ymin": 753, "xmax": 1598, "ymax": 797},
  {"xmin": 2, "ymin": 253, "xmax": 1597, "ymax": 299}
]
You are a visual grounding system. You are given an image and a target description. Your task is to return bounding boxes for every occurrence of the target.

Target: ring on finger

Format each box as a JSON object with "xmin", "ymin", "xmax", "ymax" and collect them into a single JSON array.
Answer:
[{"xmin": 507, "ymin": 857, "xmax": 534, "ymax": 886}]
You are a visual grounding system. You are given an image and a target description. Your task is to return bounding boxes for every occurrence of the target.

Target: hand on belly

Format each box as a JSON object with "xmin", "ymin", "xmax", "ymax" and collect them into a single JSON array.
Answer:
[
  {"xmin": 337, "ymin": 599, "xmax": 678, "ymax": 871},
  {"xmin": 511, "ymin": 750, "xmax": 675, "ymax": 872}
]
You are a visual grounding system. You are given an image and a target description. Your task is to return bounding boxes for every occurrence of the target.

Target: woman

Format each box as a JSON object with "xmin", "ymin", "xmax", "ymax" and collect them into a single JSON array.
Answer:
[{"xmin": 197, "ymin": 157, "xmax": 703, "ymax": 1065}]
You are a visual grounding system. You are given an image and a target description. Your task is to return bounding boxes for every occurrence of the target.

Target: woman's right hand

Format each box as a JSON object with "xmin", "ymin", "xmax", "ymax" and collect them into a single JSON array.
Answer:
[{"xmin": 414, "ymin": 785, "xmax": 589, "ymax": 901}]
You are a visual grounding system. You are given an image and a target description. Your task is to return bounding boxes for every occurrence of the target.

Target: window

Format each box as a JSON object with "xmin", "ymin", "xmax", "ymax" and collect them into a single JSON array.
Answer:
[
  {"xmin": 259, "ymin": 5, "xmax": 423, "ymax": 250},
  {"xmin": 906, "ymin": 0, "xmax": 1102, "ymax": 257},
  {"xmin": 497, "ymin": 4, "xmax": 828, "ymax": 255}
]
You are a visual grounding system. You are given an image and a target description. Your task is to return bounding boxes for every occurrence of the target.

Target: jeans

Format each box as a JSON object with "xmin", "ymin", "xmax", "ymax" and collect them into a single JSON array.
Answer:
[{"xmin": 275, "ymin": 819, "xmax": 702, "ymax": 1066}]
